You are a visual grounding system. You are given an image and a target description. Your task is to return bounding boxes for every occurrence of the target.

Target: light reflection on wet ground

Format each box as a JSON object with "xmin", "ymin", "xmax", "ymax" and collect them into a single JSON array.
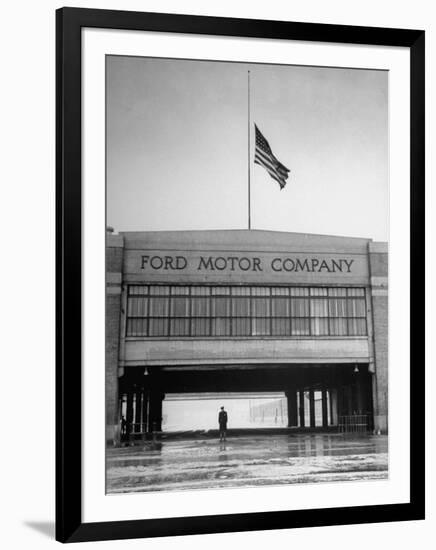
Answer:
[{"xmin": 106, "ymin": 433, "xmax": 388, "ymax": 493}]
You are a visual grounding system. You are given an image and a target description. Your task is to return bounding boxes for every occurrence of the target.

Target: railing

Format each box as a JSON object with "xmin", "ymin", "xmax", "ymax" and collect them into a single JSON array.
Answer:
[
  {"xmin": 120, "ymin": 423, "xmax": 149, "ymax": 444},
  {"xmin": 338, "ymin": 415, "xmax": 370, "ymax": 433},
  {"xmin": 121, "ymin": 422, "xmax": 160, "ymax": 438},
  {"xmin": 124, "ymin": 422, "xmax": 148, "ymax": 435}
]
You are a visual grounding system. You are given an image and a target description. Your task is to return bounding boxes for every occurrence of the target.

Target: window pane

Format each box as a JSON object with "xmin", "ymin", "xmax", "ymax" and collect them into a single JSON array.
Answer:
[
  {"xmin": 348, "ymin": 318, "xmax": 367, "ymax": 335},
  {"xmin": 252, "ymin": 318, "xmax": 270, "ymax": 335},
  {"xmin": 348, "ymin": 288, "xmax": 365, "ymax": 297},
  {"xmin": 127, "ymin": 297, "xmax": 148, "ymax": 317},
  {"xmin": 290, "ymin": 298, "xmax": 309, "ymax": 316},
  {"xmin": 170, "ymin": 318, "xmax": 190, "ymax": 336},
  {"xmin": 328, "ymin": 298, "xmax": 347, "ymax": 317},
  {"xmin": 272, "ymin": 287, "xmax": 289, "ymax": 296},
  {"xmin": 272, "ymin": 318, "xmax": 290, "ymax": 335},
  {"xmin": 127, "ymin": 318, "xmax": 147, "ymax": 337},
  {"xmin": 291, "ymin": 318, "xmax": 310, "ymax": 335},
  {"xmin": 272, "ymin": 297, "xmax": 289, "ymax": 316},
  {"xmin": 148, "ymin": 318, "xmax": 168, "ymax": 336},
  {"xmin": 149, "ymin": 285, "xmax": 169, "ymax": 296},
  {"xmin": 252, "ymin": 287, "xmax": 270, "ymax": 296},
  {"xmin": 211, "ymin": 297, "xmax": 231, "ymax": 316},
  {"xmin": 232, "ymin": 318, "xmax": 251, "ymax": 336},
  {"xmin": 311, "ymin": 298, "xmax": 328, "ymax": 317},
  {"xmin": 212, "ymin": 318, "xmax": 230, "ymax": 336},
  {"xmin": 191, "ymin": 297, "xmax": 210, "ymax": 316},
  {"xmin": 232, "ymin": 286, "xmax": 250, "ymax": 296},
  {"xmin": 252, "ymin": 298, "xmax": 270, "ymax": 316},
  {"xmin": 328, "ymin": 288, "xmax": 347, "ymax": 297},
  {"xmin": 190, "ymin": 286, "xmax": 209, "ymax": 296},
  {"xmin": 232, "ymin": 297, "xmax": 250, "ymax": 316},
  {"xmin": 171, "ymin": 286, "xmax": 190, "ymax": 295},
  {"xmin": 311, "ymin": 318, "xmax": 329, "ymax": 335},
  {"xmin": 310, "ymin": 288, "xmax": 328, "ymax": 296},
  {"xmin": 149, "ymin": 297, "xmax": 169, "ymax": 316},
  {"xmin": 171, "ymin": 297, "xmax": 189, "ymax": 316},
  {"xmin": 329, "ymin": 318, "xmax": 348, "ymax": 335},
  {"xmin": 191, "ymin": 318, "xmax": 210, "ymax": 336},
  {"xmin": 211, "ymin": 287, "xmax": 230, "ymax": 295},
  {"xmin": 129, "ymin": 285, "xmax": 148, "ymax": 295},
  {"xmin": 290, "ymin": 287, "xmax": 309, "ymax": 296},
  {"xmin": 347, "ymin": 298, "xmax": 366, "ymax": 317}
]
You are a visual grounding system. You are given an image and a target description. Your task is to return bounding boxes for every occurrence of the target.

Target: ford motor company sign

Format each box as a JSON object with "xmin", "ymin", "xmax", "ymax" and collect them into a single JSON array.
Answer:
[
  {"xmin": 121, "ymin": 249, "xmax": 369, "ymax": 285},
  {"xmin": 140, "ymin": 254, "xmax": 355, "ymax": 274}
]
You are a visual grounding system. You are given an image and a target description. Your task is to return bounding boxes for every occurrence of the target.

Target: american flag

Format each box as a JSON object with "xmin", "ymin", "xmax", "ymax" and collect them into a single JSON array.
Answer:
[{"xmin": 254, "ymin": 124, "xmax": 290, "ymax": 190}]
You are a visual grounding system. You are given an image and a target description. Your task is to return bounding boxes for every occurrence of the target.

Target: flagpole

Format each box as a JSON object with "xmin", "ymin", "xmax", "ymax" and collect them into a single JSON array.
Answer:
[{"xmin": 248, "ymin": 70, "xmax": 251, "ymax": 230}]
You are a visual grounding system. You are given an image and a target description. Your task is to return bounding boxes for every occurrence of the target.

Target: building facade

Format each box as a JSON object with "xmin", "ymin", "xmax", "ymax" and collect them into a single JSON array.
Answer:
[{"xmin": 106, "ymin": 230, "xmax": 388, "ymax": 444}]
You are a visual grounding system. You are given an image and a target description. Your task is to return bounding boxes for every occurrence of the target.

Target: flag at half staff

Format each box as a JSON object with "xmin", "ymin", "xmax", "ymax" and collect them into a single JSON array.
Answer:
[{"xmin": 254, "ymin": 124, "xmax": 290, "ymax": 190}]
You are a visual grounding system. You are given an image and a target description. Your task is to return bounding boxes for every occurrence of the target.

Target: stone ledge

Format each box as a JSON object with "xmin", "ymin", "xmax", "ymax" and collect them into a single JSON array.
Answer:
[
  {"xmin": 107, "ymin": 234, "xmax": 124, "ymax": 248},
  {"xmin": 369, "ymin": 241, "xmax": 388, "ymax": 254}
]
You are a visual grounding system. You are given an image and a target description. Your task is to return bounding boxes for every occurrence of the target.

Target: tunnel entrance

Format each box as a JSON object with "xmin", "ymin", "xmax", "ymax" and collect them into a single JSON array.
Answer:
[
  {"xmin": 118, "ymin": 363, "xmax": 374, "ymax": 437},
  {"xmin": 162, "ymin": 392, "xmax": 288, "ymax": 431}
]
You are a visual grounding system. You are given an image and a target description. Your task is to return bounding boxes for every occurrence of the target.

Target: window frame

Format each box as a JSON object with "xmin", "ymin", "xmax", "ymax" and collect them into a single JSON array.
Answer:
[{"xmin": 125, "ymin": 285, "xmax": 368, "ymax": 338}]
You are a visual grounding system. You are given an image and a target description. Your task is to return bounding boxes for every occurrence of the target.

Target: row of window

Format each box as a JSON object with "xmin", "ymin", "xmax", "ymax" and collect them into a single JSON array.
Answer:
[
  {"xmin": 128, "ymin": 285, "xmax": 364, "ymax": 297},
  {"xmin": 125, "ymin": 285, "xmax": 368, "ymax": 338},
  {"xmin": 127, "ymin": 295, "xmax": 365, "ymax": 318}
]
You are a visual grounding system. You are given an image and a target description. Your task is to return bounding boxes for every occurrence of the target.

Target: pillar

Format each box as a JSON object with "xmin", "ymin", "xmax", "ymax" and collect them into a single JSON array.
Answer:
[
  {"xmin": 126, "ymin": 390, "xmax": 134, "ymax": 441},
  {"xmin": 299, "ymin": 390, "xmax": 305, "ymax": 427},
  {"xmin": 148, "ymin": 391, "xmax": 165, "ymax": 432},
  {"xmin": 367, "ymin": 375, "xmax": 375, "ymax": 432},
  {"xmin": 135, "ymin": 389, "xmax": 142, "ymax": 433},
  {"xmin": 285, "ymin": 390, "xmax": 298, "ymax": 427},
  {"xmin": 309, "ymin": 389, "xmax": 315, "ymax": 428},
  {"xmin": 321, "ymin": 389, "xmax": 328, "ymax": 428},
  {"xmin": 141, "ymin": 389, "xmax": 148, "ymax": 434},
  {"xmin": 329, "ymin": 389, "xmax": 339, "ymax": 425}
]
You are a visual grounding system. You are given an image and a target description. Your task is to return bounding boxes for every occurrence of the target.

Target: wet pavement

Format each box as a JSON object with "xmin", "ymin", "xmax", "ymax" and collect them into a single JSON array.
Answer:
[{"xmin": 106, "ymin": 433, "xmax": 388, "ymax": 493}]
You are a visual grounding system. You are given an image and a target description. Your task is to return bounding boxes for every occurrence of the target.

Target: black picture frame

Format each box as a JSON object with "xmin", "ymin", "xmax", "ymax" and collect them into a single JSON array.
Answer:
[{"xmin": 56, "ymin": 7, "xmax": 425, "ymax": 543}]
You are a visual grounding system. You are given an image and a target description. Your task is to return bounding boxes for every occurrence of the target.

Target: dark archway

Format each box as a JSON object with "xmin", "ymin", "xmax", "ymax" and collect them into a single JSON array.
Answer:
[{"xmin": 118, "ymin": 364, "xmax": 374, "ymax": 438}]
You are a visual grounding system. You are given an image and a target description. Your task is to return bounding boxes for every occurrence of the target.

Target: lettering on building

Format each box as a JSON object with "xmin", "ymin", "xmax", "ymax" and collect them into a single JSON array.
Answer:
[{"xmin": 140, "ymin": 254, "xmax": 354, "ymax": 273}]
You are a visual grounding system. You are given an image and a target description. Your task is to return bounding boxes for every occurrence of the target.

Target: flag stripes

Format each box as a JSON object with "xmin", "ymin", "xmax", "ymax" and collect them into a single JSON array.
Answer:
[{"xmin": 254, "ymin": 124, "xmax": 290, "ymax": 189}]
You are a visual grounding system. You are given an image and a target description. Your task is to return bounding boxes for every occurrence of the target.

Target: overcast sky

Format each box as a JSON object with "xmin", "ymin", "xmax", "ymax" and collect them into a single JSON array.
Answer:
[{"xmin": 107, "ymin": 56, "xmax": 388, "ymax": 241}]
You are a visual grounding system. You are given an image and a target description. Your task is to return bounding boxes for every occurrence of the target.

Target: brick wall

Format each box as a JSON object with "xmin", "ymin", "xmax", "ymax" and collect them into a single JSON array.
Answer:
[
  {"xmin": 369, "ymin": 242, "xmax": 388, "ymax": 433},
  {"xmin": 106, "ymin": 234, "xmax": 124, "ymax": 445}
]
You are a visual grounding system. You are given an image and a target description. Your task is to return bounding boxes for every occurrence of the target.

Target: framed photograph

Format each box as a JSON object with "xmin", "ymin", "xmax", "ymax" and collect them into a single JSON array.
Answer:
[{"xmin": 56, "ymin": 7, "xmax": 425, "ymax": 543}]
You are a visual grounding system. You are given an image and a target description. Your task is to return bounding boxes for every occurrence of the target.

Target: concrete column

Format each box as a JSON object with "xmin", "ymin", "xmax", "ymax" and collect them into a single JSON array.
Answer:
[
  {"xmin": 142, "ymin": 390, "xmax": 148, "ymax": 434},
  {"xmin": 135, "ymin": 389, "xmax": 142, "ymax": 431},
  {"xmin": 371, "ymin": 373, "xmax": 387, "ymax": 434},
  {"xmin": 149, "ymin": 391, "xmax": 165, "ymax": 432},
  {"xmin": 285, "ymin": 390, "xmax": 298, "ymax": 427},
  {"xmin": 321, "ymin": 389, "xmax": 328, "ymax": 428},
  {"xmin": 329, "ymin": 389, "xmax": 339, "ymax": 425},
  {"xmin": 126, "ymin": 391, "xmax": 134, "ymax": 441},
  {"xmin": 299, "ymin": 390, "xmax": 305, "ymax": 428},
  {"xmin": 329, "ymin": 389, "xmax": 333, "ymax": 424},
  {"xmin": 309, "ymin": 389, "xmax": 315, "ymax": 428}
]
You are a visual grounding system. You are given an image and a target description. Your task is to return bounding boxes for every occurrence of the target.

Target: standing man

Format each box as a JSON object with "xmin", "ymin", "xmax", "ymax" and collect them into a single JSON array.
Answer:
[{"xmin": 218, "ymin": 406, "xmax": 228, "ymax": 442}]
